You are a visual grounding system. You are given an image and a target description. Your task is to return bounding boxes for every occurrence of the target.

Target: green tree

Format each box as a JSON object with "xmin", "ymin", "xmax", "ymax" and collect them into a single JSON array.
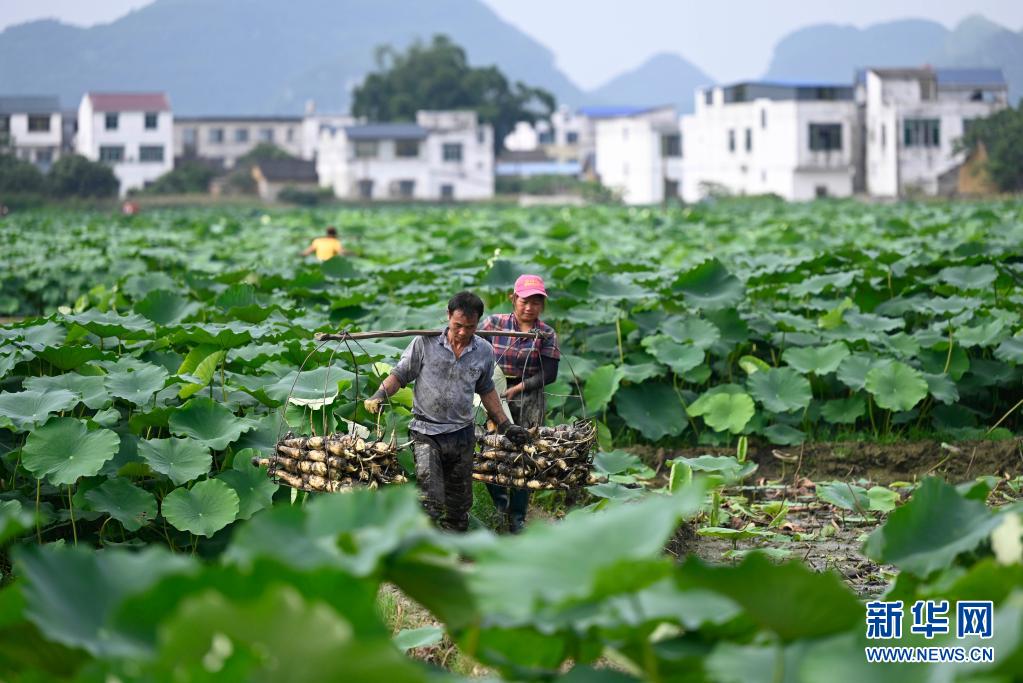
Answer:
[
  {"xmin": 351, "ymin": 35, "xmax": 555, "ymax": 154},
  {"xmin": 0, "ymin": 153, "xmax": 47, "ymax": 194},
  {"xmin": 47, "ymin": 154, "xmax": 119, "ymax": 198},
  {"xmin": 136, "ymin": 161, "xmax": 216, "ymax": 195},
  {"xmin": 958, "ymin": 103, "xmax": 1023, "ymax": 192}
]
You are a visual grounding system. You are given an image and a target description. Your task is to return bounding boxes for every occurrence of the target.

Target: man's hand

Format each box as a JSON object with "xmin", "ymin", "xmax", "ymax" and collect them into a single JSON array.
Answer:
[
  {"xmin": 503, "ymin": 383, "xmax": 524, "ymax": 400},
  {"xmin": 498, "ymin": 421, "xmax": 531, "ymax": 446},
  {"xmin": 364, "ymin": 388, "xmax": 388, "ymax": 415}
]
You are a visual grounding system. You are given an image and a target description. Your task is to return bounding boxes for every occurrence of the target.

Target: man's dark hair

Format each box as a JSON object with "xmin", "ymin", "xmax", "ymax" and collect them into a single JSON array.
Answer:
[
  {"xmin": 326, "ymin": 226, "xmax": 338, "ymax": 237},
  {"xmin": 448, "ymin": 291, "xmax": 484, "ymax": 320}
]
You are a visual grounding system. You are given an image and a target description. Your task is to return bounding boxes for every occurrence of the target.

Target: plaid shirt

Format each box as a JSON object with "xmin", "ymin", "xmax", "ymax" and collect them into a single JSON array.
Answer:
[{"xmin": 480, "ymin": 314, "xmax": 560, "ymax": 380}]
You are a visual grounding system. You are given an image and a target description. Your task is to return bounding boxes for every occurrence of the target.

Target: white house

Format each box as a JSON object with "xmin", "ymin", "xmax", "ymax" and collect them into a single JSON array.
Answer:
[
  {"xmin": 503, "ymin": 105, "xmax": 596, "ymax": 167},
  {"xmin": 0, "ymin": 95, "xmax": 63, "ymax": 171},
  {"xmin": 76, "ymin": 92, "xmax": 173, "ymax": 195},
  {"xmin": 593, "ymin": 105, "xmax": 682, "ymax": 205},
  {"xmin": 860, "ymin": 68, "xmax": 1008, "ymax": 197},
  {"xmin": 173, "ymin": 116, "xmax": 304, "ymax": 167},
  {"xmin": 316, "ymin": 110, "xmax": 493, "ymax": 201},
  {"xmin": 681, "ymin": 82, "xmax": 858, "ymax": 201}
]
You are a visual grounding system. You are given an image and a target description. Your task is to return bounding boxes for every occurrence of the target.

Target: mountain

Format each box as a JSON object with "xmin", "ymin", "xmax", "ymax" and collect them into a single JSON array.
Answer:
[
  {"xmin": 587, "ymin": 52, "xmax": 713, "ymax": 113},
  {"xmin": 0, "ymin": 0, "xmax": 586, "ymax": 115},
  {"xmin": 764, "ymin": 15, "xmax": 1023, "ymax": 104}
]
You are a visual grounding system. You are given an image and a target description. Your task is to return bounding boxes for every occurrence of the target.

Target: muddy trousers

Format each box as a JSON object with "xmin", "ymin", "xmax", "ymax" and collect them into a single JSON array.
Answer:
[
  {"xmin": 486, "ymin": 386, "xmax": 542, "ymax": 533},
  {"xmin": 410, "ymin": 426, "xmax": 475, "ymax": 532}
]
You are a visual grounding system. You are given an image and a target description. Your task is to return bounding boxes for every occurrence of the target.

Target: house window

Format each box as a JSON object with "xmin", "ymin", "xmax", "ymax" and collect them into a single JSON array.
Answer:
[
  {"xmin": 881, "ymin": 124, "xmax": 886, "ymax": 150},
  {"xmin": 760, "ymin": 109, "xmax": 767, "ymax": 129},
  {"xmin": 354, "ymin": 140, "xmax": 378, "ymax": 159},
  {"xmin": 209, "ymin": 128, "xmax": 224, "ymax": 144},
  {"xmin": 395, "ymin": 139, "xmax": 419, "ymax": 158},
  {"xmin": 259, "ymin": 128, "xmax": 274, "ymax": 143},
  {"xmin": 661, "ymin": 133, "xmax": 681, "ymax": 157},
  {"xmin": 537, "ymin": 130, "xmax": 554, "ymax": 145},
  {"xmin": 182, "ymin": 127, "xmax": 197, "ymax": 145},
  {"xmin": 664, "ymin": 179, "xmax": 679, "ymax": 198},
  {"xmin": 105, "ymin": 113, "xmax": 119, "ymax": 131},
  {"xmin": 234, "ymin": 128, "xmax": 249, "ymax": 143},
  {"xmin": 99, "ymin": 145, "xmax": 124, "ymax": 163},
  {"xmin": 745, "ymin": 128, "xmax": 752, "ymax": 152},
  {"xmin": 139, "ymin": 145, "xmax": 165, "ymax": 162},
  {"xmin": 903, "ymin": 118, "xmax": 940, "ymax": 148},
  {"xmin": 809, "ymin": 123, "xmax": 842, "ymax": 151},
  {"xmin": 566, "ymin": 131, "xmax": 579, "ymax": 144},
  {"xmin": 704, "ymin": 89, "xmax": 713, "ymax": 106},
  {"xmin": 441, "ymin": 184, "xmax": 454, "ymax": 200},
  {"xmin": 476, "ymin": 129, "xmax": 486, "ymax": 145},
  {"xmin": 286, "ymin": 127, "xmax": 295, "ymax": 142},
  {"xmin": 27, "ymin": 115, "xmax": 51, "ymax": 132},
  {"xmin": 397, "ymin": 179, "xmax": 415, "ymax": 198},
  {"xmin": 728, "ymin": 129, "xmax": 735, "ymax": 152},
  {"xmin": 144, "ymin": 112, "xmax": 158, "ymax": 130},
  {"xmin": 0, "ymin": 115, "xmax": 9, "ymax": 133},
  {"xmin": 815, "ymin": 185, "xmax": 829, "ymax": 198},
  {"xmin": 442, "ymin": 143, "xmax": 463, "ymax": 162},
  {"xmin": 357, "ymin": 179, "xmax": 373, "ymax": 198}
]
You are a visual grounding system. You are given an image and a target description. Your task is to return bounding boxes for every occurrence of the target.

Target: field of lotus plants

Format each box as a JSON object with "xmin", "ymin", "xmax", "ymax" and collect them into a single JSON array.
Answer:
[{"xmin": 1, "ymin": 200, "xmax": 1022, "ymax": 680}]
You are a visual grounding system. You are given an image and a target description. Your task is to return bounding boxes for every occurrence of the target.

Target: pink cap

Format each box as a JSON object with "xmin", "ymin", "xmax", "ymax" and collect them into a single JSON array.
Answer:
[{"xmin": 514, "ymin": 274, "xmax": 547, "ymax": 298}]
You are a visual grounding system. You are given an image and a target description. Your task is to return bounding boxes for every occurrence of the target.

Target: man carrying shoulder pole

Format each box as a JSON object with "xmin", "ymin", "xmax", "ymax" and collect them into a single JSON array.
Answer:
[{"xmin": 364, "ymin": 291, "xmax": 529, "ymax": 531}]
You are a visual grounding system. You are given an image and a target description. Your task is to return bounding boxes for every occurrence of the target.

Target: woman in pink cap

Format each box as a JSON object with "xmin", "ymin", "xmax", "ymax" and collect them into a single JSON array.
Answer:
[{"xmin": 479, "ymin": 274, "xmax": 561, "ymax": 533}]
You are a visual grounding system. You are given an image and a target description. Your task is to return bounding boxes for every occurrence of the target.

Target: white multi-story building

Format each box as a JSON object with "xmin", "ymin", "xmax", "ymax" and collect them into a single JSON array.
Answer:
[
  {"xmin": 593, "ymin": 105, "xmax": 682, "ymax": 204},
  {"xmin": 173, "ymin": 116, "xmax": 304, "ymax": 167},
  {"xmin": 76, "ymin": 92, "xmax": 173, "ymax": 195},
  {"xmin": 504, "ymin": 105, "xmax": 596, "ymax": 167},
  {"xmin": 316, "ymin": 110, "xmax": 493, "ymax": 201},
  {"xmin": 860, "ymin": 68, "xmax": 1008, "ymax": 197},
  {"xmin": 0, "ymin": 95, "xmax": 63, "ymax": 171},
  {"xmin": 681, "ymin": 82, "xmax": 857, "ymax": 201}
]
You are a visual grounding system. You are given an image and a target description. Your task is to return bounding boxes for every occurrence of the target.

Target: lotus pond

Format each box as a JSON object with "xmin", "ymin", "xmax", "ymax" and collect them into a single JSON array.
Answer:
[{"xmin": 1, "ymin": 200, "xmax": 1022, "ymax": 680}]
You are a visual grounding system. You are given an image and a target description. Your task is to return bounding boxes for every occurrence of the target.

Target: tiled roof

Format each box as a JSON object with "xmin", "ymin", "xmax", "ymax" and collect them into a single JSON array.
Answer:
[
  {"xmin": 0, "ymin": 95, "xmax": 61, "ymax": 114},
  {"xmin": 86, "ymin": 92, "xmax": 171, "ymax": 112},
  {"xmin": 254, "ymin": 158, "xmax": 317, "ymax": 182}
]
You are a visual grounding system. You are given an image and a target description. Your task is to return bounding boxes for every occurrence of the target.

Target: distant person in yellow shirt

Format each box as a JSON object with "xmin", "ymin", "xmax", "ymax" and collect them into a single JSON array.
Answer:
[{"xmin": 302, "ymin": 226, "xmax": 346, "ymax": 261}]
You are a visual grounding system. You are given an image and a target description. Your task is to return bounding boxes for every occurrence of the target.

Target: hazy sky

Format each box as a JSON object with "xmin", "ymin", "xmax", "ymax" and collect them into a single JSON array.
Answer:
[{"xmin": 2, "ymin": 0, "xmax": 1021, "ymax": 86}]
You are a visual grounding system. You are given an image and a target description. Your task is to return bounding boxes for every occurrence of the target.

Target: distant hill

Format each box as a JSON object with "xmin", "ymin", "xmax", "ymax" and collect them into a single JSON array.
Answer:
[
  {"xmin": 0, "ymin": 0, "xmax": 586, "ymax": 115},
  {"xmin": 764, "ymin": 15, "xmax": 1023, "ymax": 104},
  {"xmin": 587, "ymin": 53, "xmax": 713, "ymax": 113}
]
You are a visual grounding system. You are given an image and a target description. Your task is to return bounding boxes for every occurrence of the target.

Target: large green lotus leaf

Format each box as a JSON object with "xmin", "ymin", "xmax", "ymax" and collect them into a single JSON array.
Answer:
[
  {"xmin": 994, "ymin": 336, "xmax": 1023, "ymax": 364},
  {"xmin": 215, "ymin": 283, "xmax": 258, "ymax": 311},
  {"xmin": 676, "ymin": 553, "xmax": 862, "ymax": 642},
  {"xmin": 65, "ymin": 310, "xmax": 153, "ymax": 338},
  {"xmin": 820, "ymin": 395, "xmax": 866, "ymax": 424},
  {"xmin": 35, "ymin": 345, "xmax": 107, "ymax": 371},
  {"xmin": 747, "ymin": 367, "xmax": 812, "ymax": 413},
  {"xmin": 592, "ymin": 450, "xmax": 651, "ymax": 476},
  {"xmin": 265, "ymin": 365, "xmax": 356, "ymax": 407},
  {"xmin": 673, "ymin": 258, "xmax": 744, "ymax": 310},
  {"xmin": 617, "ymin": 362, "xmax": 664, "ymax": 383},
  {"xmin": 466, "ymin": 484, "xmax": 706, "ymax": 622},
  {"xmin": 11, "ymin": 321, "xmax": 66, "ymax": 351},
  {"xmin": 84, "ymin": 477, "xmax": 158, "ymax": 532},
  {"xmin": 864, "ymin": 361, "xmax": 928, "ymax": 412},
  {"xmin": 583, "ymin": 365, "xmax": 623, "ymax": 414},
  {"xmin": 170, "ymin": 322, "xmax": 253, "ymax": 349},
  {"xmin": 587, "ymin": 274, "xmax": 651, "ymax": 300},
  {"xmin": 816, "ymin": 482, "xmax": 869, "ymax": 512},
  {"xmin": 393, "ymin": 626, "xmax": 444, "ymax": 653},
  {"xmin": 138, "ymin": 437, "xmax": 212, "ymax": 485},
  {"xmin": 688, "ymin": 391, "xmax": 755, "ymax": 434},
  {"xmin": 216, "ymin": 453, "xmax": 277, "ymax": 520},
  {"xmin": 938, "ymin": 264, "xmax": 998, "ymax": 290},
  {"xmin": 103, "ymin": 359, "xmax": 170, "ymax": 406},
  {"xmin": 0, "ymin": 499, "xmax": 34, "ymax": 545},
  {"xmin": 614, "ymin": 382, "xmax": 687, "ymax": 441},
  {"xmin": 660, "ymin": 317, "xmax": 721, "ymax": 349},
  {"xmin": 782, "ymin": 342, "xmax": 849, "ymax": 375},
  {"xmin": 123, "ymin": 272, "xmax": 178, "ymax": 299},
  {"xmin": 162, "ymin": 479, "xmax": 239, "ymax": 537},
  {"xmin": 956, "ymin": 317, "xmax": 1008, "ymax": 348},
  {"xmin": 0, "ymin": 388, "xmax": 79, "ymax": 430},
  {"xmin": 641, "ymin": 336, "xmax": 704, "ymax": 374},
  {"xmin": 672, "ymin": 455, "xmax": 757, "ymax": 484},
  {"xmin": 918, "ymin": 344, "xmax": 970, "ymax": 381},
  {"xmin": 134, "ymin": 289, "xmax": 200, "ymax": 325},
  {"xmin": 22, "ymin": 418, "xmax": 119, "ymax": 485},
  {"xmin": 168, "ymin": 398, "xmax": 253, "ymax": 450},
  {"xmin": 13, "ymin": 545, "xmax": 191, "ymax": 657},
  {"xmin": 863, "ymin": 477, "xmax": 1002, "ymax": 577},
  {"xmin": 482, "ymin": 259, "xmax": 528, "ymax": 289},
  {"xmin": 835, "ymin": 353, "xmax": 879, "ymax": 391},
  {"xmin": 176, "ymin": 348, "xmax": 226, "ymax": 400},
  {"xmin": 921, "ymin": 372, "xmax": 959, "ymax": 405},
  {"xmin": 761, "ymin": 423, "xmax": 805, "ymax": 446},
  {"xmin": 788, "ymin": 270, "xmax": 857, "ymax": 297}
]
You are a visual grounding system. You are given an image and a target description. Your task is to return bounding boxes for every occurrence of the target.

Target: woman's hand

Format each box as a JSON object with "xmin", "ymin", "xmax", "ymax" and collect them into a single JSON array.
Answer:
[{"xmin": 503, "ymin": 383, "xmax": 524, "ymax": 400}]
